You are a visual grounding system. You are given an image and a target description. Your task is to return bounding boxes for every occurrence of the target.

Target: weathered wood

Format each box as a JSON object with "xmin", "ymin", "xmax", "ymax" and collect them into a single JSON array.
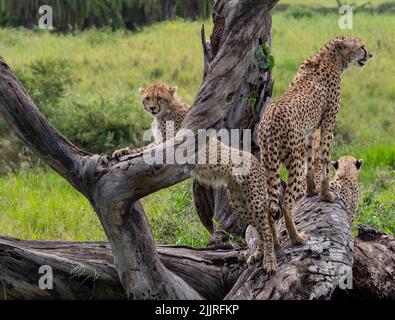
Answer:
[
  {"xmin": 0, "ymin": 0, "xmax": 278, "ymax": 300},
  {"xmin": 1, "ymin": 223, "xmax": 393, "ymax": 300},
  {"xmin": 193, "ymin": 1, "xmax": 275, "ymax": 244},
  {"xmin": 227, "ymin": 192, "xmax": 355, "ymax": 300},
  {"xmin": 0, "ymin": 236, "xmax": 244, "ymax": 300},
  {"xmin": 351, "ymin": 226, "xmax": 395, "ymax": 299}
]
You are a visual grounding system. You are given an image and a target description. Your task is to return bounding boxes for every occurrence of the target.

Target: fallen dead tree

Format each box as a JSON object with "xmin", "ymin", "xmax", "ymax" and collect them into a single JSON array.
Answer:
[{"xmin": 1, "ymin": 224, "xmax": 393, "ymax": 300}]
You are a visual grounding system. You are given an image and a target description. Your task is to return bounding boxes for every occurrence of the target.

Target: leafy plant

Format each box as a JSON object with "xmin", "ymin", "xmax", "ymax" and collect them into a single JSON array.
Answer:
[{"xmin": 256, "ymin": 43, "xmax": 275, "ymax": 71}]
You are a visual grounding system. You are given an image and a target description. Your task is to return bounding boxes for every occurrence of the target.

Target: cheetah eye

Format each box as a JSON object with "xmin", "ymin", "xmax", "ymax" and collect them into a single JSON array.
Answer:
[
  {"xmin": 157, "ymin": 96, "xmax": 163, "ymax": 102},
  {"xmin": 144, "ymin": 97, "xmax": 150, "ymax": 102}
]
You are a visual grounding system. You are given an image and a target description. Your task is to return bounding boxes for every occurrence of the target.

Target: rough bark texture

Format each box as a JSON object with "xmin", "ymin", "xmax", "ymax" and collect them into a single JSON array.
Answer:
[
  {"xmin": 350, "ymin": 226, "xmax": 395, "ymax": 299},
  {"xmin": 1, "ymin": 223, "xmax": 393, "ymax": 300},
  {"xmin": 0, "ymin": 0, "xmax": 278, "ymax": 300},
  {"xmin": 194, "ymin": 2, "xmax": 275, "ymax": 244},
  {"xmin": 0, "ymin": 236, "xmax": 244, "ymax": 300},
  {"xmin": 226, "ymin": 193, "xmax": 355, "ymax": 299}
]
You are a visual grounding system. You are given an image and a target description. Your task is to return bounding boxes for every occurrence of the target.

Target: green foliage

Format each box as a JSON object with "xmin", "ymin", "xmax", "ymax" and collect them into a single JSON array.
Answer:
[
  {"xmin": 356, "ymin": 186, "xmax": 395, "ymax": 236},
  {"xmin": 16, "ymin": 58, "xmax": 74, "ymax": 111},
  {"xmin": 142, "ymin": 180, "xmax": 210, "ymax": 247},
  {"xmin": 285, "ymin": 6, "xmax": 314, "ymax": 19},
  {"xmin": 0, "ymin": 168, "xmax": 105, "ymax": 240},
  {"xmin": 256, "ymin": 43, "xmax": 275, "ymax": 71},
  {"xmin": 0, "ymin": 0, "xmax": 213, "ymax": 31}
]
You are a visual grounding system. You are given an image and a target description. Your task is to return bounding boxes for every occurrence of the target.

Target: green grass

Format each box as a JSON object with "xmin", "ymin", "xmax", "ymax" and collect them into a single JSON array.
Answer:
[
  {"xmin": 0, "ymin": 168, "xmax": 104, "ymax": 240},
  {"xmin": 0, "ymin": 8, "xmax": 394, "ymax": 243}
]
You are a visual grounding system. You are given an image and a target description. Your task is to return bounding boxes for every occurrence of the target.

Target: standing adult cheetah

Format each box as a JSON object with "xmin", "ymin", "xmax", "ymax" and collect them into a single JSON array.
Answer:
[
  {"xmin": 112, "ymin": 83, "xmax": 189, "ymax": 158},
  {"xmin": 258, "ymin": 36, "xmax": 372, "ymax": 245},
  {"xmin": 191, "ymin": 138, "xmax": 277, "ymax": 273}
]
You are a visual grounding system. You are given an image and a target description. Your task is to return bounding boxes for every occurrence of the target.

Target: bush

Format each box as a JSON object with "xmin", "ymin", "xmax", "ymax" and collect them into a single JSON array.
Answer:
[
  {"xmin": 15, "ymin": 58, "xmax": 75, "ymax": 115},
  {"xmin": 285, "ymin": 6, "xmax": 314, "ymax": 19},
  {"xmin": 54, "ymin": 95, "xmax": 151, "ymax": 154}
]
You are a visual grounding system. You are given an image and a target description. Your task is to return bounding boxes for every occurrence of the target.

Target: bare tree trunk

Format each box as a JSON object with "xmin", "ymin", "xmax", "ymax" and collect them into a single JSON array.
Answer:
[
  {"xmin": 194, "ymin": 2, "xmax": 274, "ymax": 245},
  {"xmin": 0, "ymin": 0, "xmax": 278, "ymax": 300}
]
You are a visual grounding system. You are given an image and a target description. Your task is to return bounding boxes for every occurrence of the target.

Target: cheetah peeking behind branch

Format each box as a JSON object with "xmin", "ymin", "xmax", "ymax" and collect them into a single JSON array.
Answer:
[
  {"xmin": 112, "ymin": 83, "xmax": 189, "ymax": 158},
  {"xmin": 258, "ymin": 36, "xmax": 372, "ymax": 245}
]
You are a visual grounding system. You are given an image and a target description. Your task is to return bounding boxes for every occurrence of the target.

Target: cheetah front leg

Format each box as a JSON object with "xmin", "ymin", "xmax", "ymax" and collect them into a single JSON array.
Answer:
[
  {"xmin": 246, "ymin": 184, "xmax": 277, "ymax": 274},
  {"xmin": 112, "ymin": 146, "xmax": 146, "ymax": 158},
  {"xmin": 305, "ymin": 131, "xmax": 318, "ymax": 197},
  {"xmin": 320, "ymin": 115, "xmax": 337, "ymax": 203}
]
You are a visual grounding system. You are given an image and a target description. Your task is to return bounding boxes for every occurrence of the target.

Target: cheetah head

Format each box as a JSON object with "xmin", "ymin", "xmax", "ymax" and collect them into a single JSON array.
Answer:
[
  {"xmin": 332, "ymin": 156, "xmax": 364, "ymax": 176},
  {"xmin": 139, "ymin": 83, "xmax": 178, "ymax": 117},
  {"xmin": 332, "ymin": 36, "xmax": 373, "ymax": 71}
]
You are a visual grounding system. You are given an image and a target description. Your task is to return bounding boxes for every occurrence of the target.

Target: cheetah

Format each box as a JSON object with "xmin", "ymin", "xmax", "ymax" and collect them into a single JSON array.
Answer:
[
  {"xmin": 247, "ymin": 155, "xmax": 363, "ymax": 260},
  {"xmin": 330, "ymin": 156, "xmax": 363, "ymax": 221},
  {"xmin": 190, "ymin": 138, "xmax": 277, "ymax": 273},
  {"xmin": 303, "ymin": 130, "xmax": 362, "ymax": 219},
  {"xmin": 258, "ymin": 36, "xmax": 372, "ymax": 245},
  {"xmin": 112, "ymin": 83, "xmax": 189, "ymax": 158}
]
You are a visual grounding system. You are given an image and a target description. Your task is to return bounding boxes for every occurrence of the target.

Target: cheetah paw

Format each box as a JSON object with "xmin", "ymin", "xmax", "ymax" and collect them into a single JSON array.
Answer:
[
  {"xmin": 112, "ymin": 148, "xmax": 131, "ymax": 159},
  {"xmin": 263, "ymin": 256, "xmax": 277, "ymax": 275},
  {"xmin": 246, "ymin": 250, "xmax": 263, "ymax": 266},
  {"xmin": 291, "ymin": 231, "xmax": 308, "ymax": 245},
  {"xmin": 306, "ymin": 187, "xmax": 318, "ymax": 198},
  {"xmin": 321, "ymin": 190, "xmax": 336, "ymax": 203}
]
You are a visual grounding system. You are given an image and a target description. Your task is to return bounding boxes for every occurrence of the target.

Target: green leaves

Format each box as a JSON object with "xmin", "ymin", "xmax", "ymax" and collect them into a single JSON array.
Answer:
[{"xmin": 255, "ymin": 43, "xmax": 275, "ymax": 71}]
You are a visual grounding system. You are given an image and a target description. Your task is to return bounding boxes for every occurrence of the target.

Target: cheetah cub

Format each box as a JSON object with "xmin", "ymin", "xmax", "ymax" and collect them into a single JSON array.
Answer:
[
  {"xmin": 258, "ymin": 36, "xmax": 372, "ymax": 245},
  {"xmin": 190, "ymin": 138, "xmax": 278, "ymax": 273},
  {"xmin": 330, "ymin": 156, "xmax": 363, "ymax": 221},
  {"xmin": 112, "ymin": 83, "xmax": 189, "ymax": 158}
]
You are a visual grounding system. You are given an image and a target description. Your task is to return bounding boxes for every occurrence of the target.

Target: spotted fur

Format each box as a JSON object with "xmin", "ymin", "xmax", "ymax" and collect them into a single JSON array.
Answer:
[
  {"xmin": 258, "ymin": 36, "xmax": 372, "ymax": 245},
  {"xmin": 191, "ymin": 138, "xmax": 277, "ymax": 274},
  {"xmin": 330, "ymin": 156, "xmax": 363, "ymax": 221}
]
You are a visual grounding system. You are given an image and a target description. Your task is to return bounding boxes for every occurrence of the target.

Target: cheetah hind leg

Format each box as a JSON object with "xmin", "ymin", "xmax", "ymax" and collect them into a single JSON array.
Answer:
[
  {"xmin": 305, "ymin": 131, "xmax": 318, "ymax": 197},
  {"xmin": 227, "ymin": 187, "xmax": 266, "ymax": 268}
]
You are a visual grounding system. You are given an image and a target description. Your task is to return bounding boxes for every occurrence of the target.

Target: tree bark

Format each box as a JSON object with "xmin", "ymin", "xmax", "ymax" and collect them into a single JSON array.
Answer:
[
  {"xmin": 0, "ymin": 0, "xmax": 278, "ymax": 300},
  {"xmin": 0, "ymin": 236, "xmax": 244, "ymax": 300},
  {"xmin": 194, "ymin": 2, "xmax": 275, "ymax": 244},
  {"xmin": 1, "ymin": 222, "xmax": 393, "ymax": 300}
]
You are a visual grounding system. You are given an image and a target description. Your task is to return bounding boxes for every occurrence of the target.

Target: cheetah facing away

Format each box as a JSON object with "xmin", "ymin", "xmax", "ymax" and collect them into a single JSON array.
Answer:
[
  {"xmin": 112, "ymin": 83, "xmax": 189, "ymax": 158},
  {"xmin": 191, "ymin": 138, "xmax": 277, "ymax": 273},
  {"xmin": 258, "ymin": 36, "xmax": 372, "ymax": 245},
  {"xmin": 330, "ymin": 156, "xmax": 363, "ymax": 221}
]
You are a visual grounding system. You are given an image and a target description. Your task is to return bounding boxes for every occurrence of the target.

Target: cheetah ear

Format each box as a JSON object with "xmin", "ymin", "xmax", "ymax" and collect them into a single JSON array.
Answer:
[
  {"xmin": 138, "ymin": 87, "xmax": 145, "ymax": 95},
  {"xmin": 334, "ymin": 39, "xmax": 346, "ymax": 51},
  {"xmin": 331, "ymin": 160, "xmax": 339, "ymax": 170},
  {"xmin": 169, "ymin": 86, "xmax": 177, "ymax": 96},
  {"xmin": 355, "ymin": 159, "xmax": 364, "ymax": 170}
]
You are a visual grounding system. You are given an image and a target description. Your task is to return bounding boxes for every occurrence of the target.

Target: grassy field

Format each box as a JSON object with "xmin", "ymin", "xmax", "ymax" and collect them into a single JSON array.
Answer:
[{"xmin": 0, "ymin": 6, "xmax": 394, "ymax": 244}]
